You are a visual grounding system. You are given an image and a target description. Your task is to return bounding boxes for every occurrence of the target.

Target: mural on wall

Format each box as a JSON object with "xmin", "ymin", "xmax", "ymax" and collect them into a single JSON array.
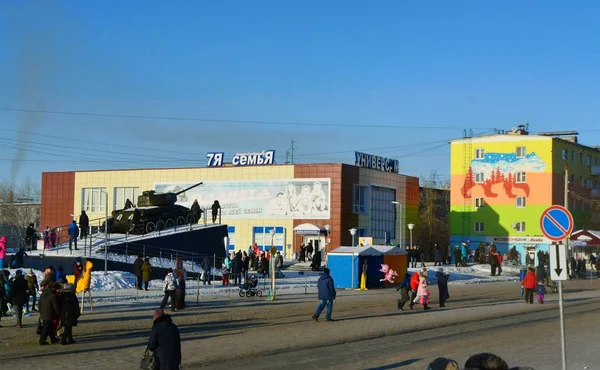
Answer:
[
  {"xmin": 461, "ymin": 152, "xmax": 547, "ymax": 199},
  {"xmin": 155, "ymin": 179, "xmax": 330, "ymax": 219}
]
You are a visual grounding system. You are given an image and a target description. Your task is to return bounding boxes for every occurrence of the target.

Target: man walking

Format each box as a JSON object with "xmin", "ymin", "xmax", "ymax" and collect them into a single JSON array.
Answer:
[
  {"xmin": 312, "ymin": 267, "xmax": 336, "ymax": 322},
  {"xmin": 68, "ymin": 221, "xmax": 79, "ymax": 251}
]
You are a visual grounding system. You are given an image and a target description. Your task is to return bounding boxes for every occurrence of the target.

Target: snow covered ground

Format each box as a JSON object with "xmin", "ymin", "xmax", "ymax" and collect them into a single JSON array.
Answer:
[{"xmin": 410, "ymin": 263, "xmax": 522, "ymax": 285}]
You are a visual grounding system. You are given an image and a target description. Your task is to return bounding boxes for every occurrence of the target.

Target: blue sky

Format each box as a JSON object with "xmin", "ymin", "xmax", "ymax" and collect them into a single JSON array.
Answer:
[{"xmin": 0, "ymin": 1, "xmax": 598, "ymax": 187}]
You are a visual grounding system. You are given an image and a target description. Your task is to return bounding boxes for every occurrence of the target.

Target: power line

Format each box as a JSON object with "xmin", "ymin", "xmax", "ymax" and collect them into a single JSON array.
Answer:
[{"xmin": 0, "ymin": 107, "xmax": 495, "ymax": 130}]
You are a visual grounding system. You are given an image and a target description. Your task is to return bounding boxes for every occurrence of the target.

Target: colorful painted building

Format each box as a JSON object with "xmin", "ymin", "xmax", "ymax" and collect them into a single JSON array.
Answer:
[
  {"xmin": 41, "ymin": 152, "xmax": 419, "ymax": 258},
  {"xmin": 450, "ymin": 127, "xmax": 600, "ymax": 263}
]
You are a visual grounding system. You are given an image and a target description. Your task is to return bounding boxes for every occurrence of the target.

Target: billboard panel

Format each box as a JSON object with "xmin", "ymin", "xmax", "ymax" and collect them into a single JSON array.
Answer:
[{"xmin": 154, "ymin": 178, "xmax": 330, "ymax": 220}]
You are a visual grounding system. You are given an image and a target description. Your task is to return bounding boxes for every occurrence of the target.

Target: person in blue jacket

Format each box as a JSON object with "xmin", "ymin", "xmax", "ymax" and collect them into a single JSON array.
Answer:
[
  {"xmin": 396, "ymin": 273, "xmax": 411, "ymax": 311},
  {"xmin": 68, "ymin": 221, "xmax": 79, "ymax": 251},
  {"xmin": 312, "ymin": 267, "xmax": 336, "ymax": 322}
]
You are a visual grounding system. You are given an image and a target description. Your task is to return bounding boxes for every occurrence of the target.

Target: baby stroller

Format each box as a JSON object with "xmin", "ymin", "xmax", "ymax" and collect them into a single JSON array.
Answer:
[{"xmin": 238, "ymin": 276, "xmax": 262, "ymax": 298}]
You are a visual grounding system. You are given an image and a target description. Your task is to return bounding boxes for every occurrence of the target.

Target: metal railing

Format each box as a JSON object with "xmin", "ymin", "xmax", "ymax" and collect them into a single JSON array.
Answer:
[{"xmin": 39, "ymin": 207, "xmax": 223, "ymax": 255}]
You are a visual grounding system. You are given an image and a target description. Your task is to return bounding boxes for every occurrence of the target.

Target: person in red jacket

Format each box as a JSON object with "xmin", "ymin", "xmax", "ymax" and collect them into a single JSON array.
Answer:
[
  {"xmin": 521, "ymin": 267, "xmax": 536, "ymax": 304},
  {"xmin": 496, "ymin": 253, "xmax": 503, "ymax": 276},
  {"xmin": 409, "ymin": 268, "xmax": 425, "ymax": 309}
]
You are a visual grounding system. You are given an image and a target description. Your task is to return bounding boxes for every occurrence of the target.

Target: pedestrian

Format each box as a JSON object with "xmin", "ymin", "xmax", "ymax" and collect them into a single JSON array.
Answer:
[
  {"xmin": 50, "ymin": 229, "xmax": 57, "ymax": 249},
  {"xmin": 142, "ymin": 258, "xmax": 152, "ymax": 291},
  {"xmin": 436, "ymin": 268, "xmax": 450, "ymax": 308},
  {"xmin": 56, "ymin": 265, "xmax": 66, "ymax": 283},
  {"xmin": 148, "ymin": 308, "xmax": 182, "ymax": 370},
  {"xmin": 275, "ymin": 251, "xmax": 284, "ymax": 278},
  {"xmin": 25, "ymin": 269, "xmax": 39, "ymax": 312},
  {"xmin": 43, "ymin": 226, "xmax": 51, "ymax": 249},
  {"xmin": 2, "ymin": 270, "xmax": 12, "ymax": 315},
  {"xmin": 175, "ymin": 258, "xmax": 186, "ymax": 310},
  {"xmin": 73, "ymin": 259, "xmax": 83, "ymax": 285},
  {"xmin": 160, "ymin": 269, "xmax": 177, "ymax": 312},
  {"xmin": 312, "ymin": 267, "xmax": 336, "ymax": 322},
  {"xmin": 133, "ymin": 254, "xmax": 144, "ymax": 290},
  {"xmin": 79, "ymin": 210, "xmax": 89, "ymax": 240},
  {"xmin": 408, "ymin": 267, "xmax": 424, "ymax": 309},
  {"xmin": 242, "ymin": 251, "xmax": 250, "ymax": 282},
  {"xmin": 416, "ymin": 271, "xmax": 431, "ymax": 311},
  {"xmin": 521, "ymin": 267, "xmax": 536, "ymax": 304},
  {"xmin": 38, "ymin": 282, "xmax": 60, "ymax": 345},
  {"xmin": 434, "ymin": 249, "xmax": 442, "ymax": 266},
  {"xmin": 202, "ymin": 256, "xmax": 212, "ymax": 285},
  {"xmin": 489, "ymin": 247, "xmax": 499, "ymax": 276},
  {"xmin": 40, "ymin": 265, "xmax": 56, "ymax": 292},
  {"xmin": 0, "ymin": 271, "xmax": 5, "ymax": 327},
  {"xmin": 536, "ymin": 281, "xmax": 547, "ymax": 304},
  {"xmin": 396, "ymin": 273, "xmax": 411, "ymax": 311},
  {"xmin": 0, "ymin": 236, "xmax": 6, "ymax": 269},
  {"xmin": 191, "ymin": 199, "xmax": 202, "ymax": 223},
  {"xmin": 59, "ymin": 283, "xmax": 80, "ymax": 345},
  {"xmin": 211, "ymin": 200, "xmax": 221, "ymax": 223},
  {"xmin": 13, "ymin": 248, "xmax": 27, "ymax": 268},
  {"xmin": 11, "ymin": 270, "xmax": 28, "ymax": 328},
  {"xmin": 68, "ymin": 221, "xmax": 79, "ymax": 251}
]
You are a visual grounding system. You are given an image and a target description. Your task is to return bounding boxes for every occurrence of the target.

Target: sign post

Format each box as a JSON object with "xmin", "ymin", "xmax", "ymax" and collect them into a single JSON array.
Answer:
[{"xmin": 540, "ymin": 205, "xmax": 573, "ymax": 370}]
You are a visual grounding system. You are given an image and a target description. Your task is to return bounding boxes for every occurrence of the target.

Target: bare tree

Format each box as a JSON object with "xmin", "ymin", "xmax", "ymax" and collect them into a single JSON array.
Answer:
[
  {"xmin": 0, "ymin": 177, "xmax": 41, "ymax": 248},
  {"xmin": 418, "ymin": 177, "xmax": 450, "ymax": 259}
]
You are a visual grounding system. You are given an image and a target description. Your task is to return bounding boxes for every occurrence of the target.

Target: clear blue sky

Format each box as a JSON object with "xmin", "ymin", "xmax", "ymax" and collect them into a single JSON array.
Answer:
[{"xmin": 0, "ymin": 1, "xmax": 598, "ymax": 187}]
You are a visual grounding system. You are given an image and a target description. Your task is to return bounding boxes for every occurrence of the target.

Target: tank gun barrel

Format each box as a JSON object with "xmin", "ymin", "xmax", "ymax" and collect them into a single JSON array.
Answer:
[{"xmin": 174, "ymin": 182, "xmax": 203, "ymax": 196}]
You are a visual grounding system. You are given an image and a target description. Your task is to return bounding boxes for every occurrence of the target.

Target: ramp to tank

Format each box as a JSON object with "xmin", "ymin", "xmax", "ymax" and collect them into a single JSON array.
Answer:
[{"xmin": 29, "ymin": 223, "xmax": 228, "ymax": 262}]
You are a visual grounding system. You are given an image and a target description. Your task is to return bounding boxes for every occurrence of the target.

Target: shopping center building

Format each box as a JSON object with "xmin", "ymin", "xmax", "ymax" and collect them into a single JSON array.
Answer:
[{"xmin": 41, "ymin": 150, "xmax": 419, "ymax": 258}]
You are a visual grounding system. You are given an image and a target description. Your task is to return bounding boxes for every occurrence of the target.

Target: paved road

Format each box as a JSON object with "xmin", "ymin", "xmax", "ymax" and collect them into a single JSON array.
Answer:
[{"xmin": 0, "ymin": 279, "xmax": 598, "ymax": 369}]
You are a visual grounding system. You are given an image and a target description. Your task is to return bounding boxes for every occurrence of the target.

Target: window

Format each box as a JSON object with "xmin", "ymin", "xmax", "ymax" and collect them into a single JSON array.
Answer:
[
  {"xmin": 515, "ymin": 222, "xmax": 526, "ymax": 232},
  {"xmin": 572, "ymin": 198, "xmax": 577, "ymax": 210},
  {"xmin": 580, "ymin": 152, "xmax": 584, "ymax": 165},
  {"xmin": 516, "ymin": 146, "xmax": 526, "ymax": 158},
  {"xmin": 475, "ymin": 197, "xmax": 485, "ymax": 208},
  {"xmin": 580, "ymin": 176, "xmax": 584, "ymax": 188},
  {"xmin": 516, "ymin": 196, "xmax": 526, "ymax": 208},
  {"xmin": 562, "ymin": 149, "xmax": 568, "ymax": 160},
  {"xmin": 369, "ymin": 186, "xmax": 396, "ymax": 241},
  {"xmin": 587, "ymin": 155, "xmax": 592, "ymax": 166},
  {"xmin": 114, "ymin": 187, "xmax": 140, "ymax": 209},
  {"xmin": 475, "ymin": 148, "xmax": 485, "ymax": 159},
  {"xmin": 571, "ymin": 150, "xmax": 575, "ymax": 162},
  {"xmin": 474, "ymin": 222, "xmax": 484, "ymax": 233},
  {"xmin": 516, "ymin": 172, "xmax": 526, "ymax": 183},
  {"xmin": 475, "ymin": 173, "xmax": 485, "ymax": 183},
  {"xmin": 570, "ymin": 174, "xmax": 575, "ymax": 185},
  {"xmin": 353, "ymin": 185, "xmax": 368, "ymax": 214},
  {"xmin": 588, "ymin": 179, "xmax": 593, "ymax": 189},
  {"xmin": 82, "ymin": 187, "xmax": 107, "ymax": 213}
]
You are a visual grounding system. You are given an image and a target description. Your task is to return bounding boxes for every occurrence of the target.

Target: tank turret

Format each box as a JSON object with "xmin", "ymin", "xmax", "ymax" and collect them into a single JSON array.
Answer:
[
  {"xmin": 104, "ymin": 182, "xmax": 204, "ymax": 234},
  {"xmin": 137, "ymin": 182, "xmax": 203, "ymax": 207}
]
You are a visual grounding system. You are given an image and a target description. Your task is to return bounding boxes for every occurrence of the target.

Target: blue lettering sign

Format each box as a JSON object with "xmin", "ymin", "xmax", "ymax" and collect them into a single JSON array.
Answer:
[{"xmin": 354, "ymin": 151, "xmax": 399, "ymax": 173}]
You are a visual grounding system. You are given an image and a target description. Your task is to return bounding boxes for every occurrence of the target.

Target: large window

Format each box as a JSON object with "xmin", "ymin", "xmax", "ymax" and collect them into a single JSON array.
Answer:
[
  {"xmin": 515, "ymin": 222, "xmax": 526, "ymax": 232},
  {"xmin": 475, "ymin": 173, "xmax": 485, "ymax": 183},
  {"xmin": 369, "ymin": 186, "xmax": 396, "ymax": 241},
  {"xmin": 474, "ymin": 222, "xmax": 484, "ymax": 233},
  {"xmin": 114, "ymin": 187, "xmax": 140, "ymax": 209},
  {"xmin": 353, "ymin": 185, "xmax": 368, "ymax": 214},
  {"xmin": 516, "ymin": 196, "xmax": 526, "ymax": 208},
  {"xmin": 516, "ymin": 146, "xmax": 526, "ymax": 158},
  {"xmin": 475, "ymin": 197, "xmax": 485, "ymax": 208},
  {"xmin": 82, "ymin": 187, "xmax": 107, "ymax": 213},
  {"xmin": 562, "ymin": 149, "xmax": 568, "ymax": 160},
  {"xmin": 516, "ymin": 172, "xmax": 527, "ymax": 183}
]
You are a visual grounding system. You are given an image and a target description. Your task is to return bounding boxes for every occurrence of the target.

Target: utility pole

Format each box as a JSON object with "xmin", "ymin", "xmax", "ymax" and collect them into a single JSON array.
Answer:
[
  {"xmin": 290, "ymin": 140, "xmax": 296, "ymax": 164},
  {"xmin": 559, "ymin": 162, "xmax": 568, "ymax": 370}
]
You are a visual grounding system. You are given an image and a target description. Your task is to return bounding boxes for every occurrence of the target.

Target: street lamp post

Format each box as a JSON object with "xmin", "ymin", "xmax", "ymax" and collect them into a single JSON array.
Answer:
[
  {"xmin": 270, "ymin": 228, "xmax": 275, "ymax": 247},
  {"xmin": 407, "ymin": 223, "xmax": 415, "ymax": 250},
  {"xmin": 324, "ymin": 224, "xmax": 331, "ymax": 265},
  {"xmin": 349, "ymin": 228, "xmax": 357, "ymax": 247},
  {"xmin": 392, "ymin": 201, "xmax": 403, "ymax": 246}
]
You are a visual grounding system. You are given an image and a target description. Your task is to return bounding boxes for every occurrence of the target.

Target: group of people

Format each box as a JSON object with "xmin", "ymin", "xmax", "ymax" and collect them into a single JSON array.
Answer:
[
  {"xmin": 0, "ymin": 268, "xmax": 39, "ymax": 325},
  {"xmin": 396, "ymin": 267, "xmax": 450, "ymax": 311}
]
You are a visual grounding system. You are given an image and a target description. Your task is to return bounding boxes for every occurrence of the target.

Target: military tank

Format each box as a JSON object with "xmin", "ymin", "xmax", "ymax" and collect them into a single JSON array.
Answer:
[{"xmin": 103, "ymin": 182, "xmax": 204, "ymax": 234}]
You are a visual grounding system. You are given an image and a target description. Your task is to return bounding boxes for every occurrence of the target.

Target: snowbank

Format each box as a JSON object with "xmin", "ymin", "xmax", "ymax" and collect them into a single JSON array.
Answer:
[{"xmin": 408, "ymin": 264, "xmax": 521, "ymax": 285}]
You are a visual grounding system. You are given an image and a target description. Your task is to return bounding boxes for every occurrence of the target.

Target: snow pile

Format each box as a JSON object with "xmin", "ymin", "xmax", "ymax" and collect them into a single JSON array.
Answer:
[{"xmin": 408, "ymin": 264, "xmax": 521, "ymax": 285}]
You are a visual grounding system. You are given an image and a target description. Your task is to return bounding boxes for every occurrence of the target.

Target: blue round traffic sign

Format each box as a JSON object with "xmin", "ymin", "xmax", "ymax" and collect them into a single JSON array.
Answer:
[{"xmin": 539, "ymin": 205, "xmax": 574, "ymax": 241}]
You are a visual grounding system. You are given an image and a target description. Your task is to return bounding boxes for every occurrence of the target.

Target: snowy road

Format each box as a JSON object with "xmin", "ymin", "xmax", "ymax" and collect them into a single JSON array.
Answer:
[{"xmin": 0, "ymin": 279, "xmax": 598, "ymax": 369}]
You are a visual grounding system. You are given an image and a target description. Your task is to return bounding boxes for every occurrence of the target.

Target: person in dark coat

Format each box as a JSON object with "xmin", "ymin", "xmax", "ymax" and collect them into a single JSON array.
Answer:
[
  {"xmin": 148, "ymin": 309, "xmax": 182, "ymax": 370},
  {"xmin": 489, "ymin": 248, "xmax": 499, "ymax": 276},
  {"xmin": 454, "ymin": 247, "xmax": 461, "ymax": 267},
  {"xmin": 232, "ymin": 252, "xmax": 242, "ymax": 286},
  {"xmin": 25, "ymin": 223, "xmax": 36, "ymax": 251},
  {"xmin": 59, "ymin": 283, "xmax": 80, "ymax": 345},
  {"xmin": 436, "ymin": 269, "xmax": 450, "ymax": 307},
  {"xmin": 190, "ymin": 200, "xmax": 203, "ymax": 223},
  {"xmin": 11, "ymin": 270, "xmax": 28, "ymax": 328},
  {"xmin": 211, "ymin": 200, "xmax": 221, "ymax": 223},
  {"xmin": 202, "ymin": 257, "xmax": 211, "ymax": 285},
  {"xmin": 133, "ymin": 254, "xmax": 144, "ymax": 290},
  {"xmin": 312, "ymin": 268, "xmax": 336, "ymax": 322},
  {"xmin": 39, "ymin": 266, "xmax": 56, "ymax": 292},
  {"xmin": 25, "ymin": 269, "xmax": 39, "ymax": 312},
  {"xmin": 124, "ymin": 198, "xmax": 133, "ymax": 209},
  {"xmin": 396, "ymin": 273, "xmax": 411, "ymax": 311},
  {"xmin": 38, "ymin": 282, "xmax": 60, "ymax": 345},
  {"xmin": 79, "ymin": 210, "xmax": 89, "ymax": 239},
  {"xmin": 13, "ymin": 248, "xmax": 28, "ymax": 268}
]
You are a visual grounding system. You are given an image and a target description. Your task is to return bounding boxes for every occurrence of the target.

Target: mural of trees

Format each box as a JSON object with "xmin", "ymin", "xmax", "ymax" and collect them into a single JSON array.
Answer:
[{"xmin": 460, "ymin": 165, "xmax": 528, "ymax": 199}]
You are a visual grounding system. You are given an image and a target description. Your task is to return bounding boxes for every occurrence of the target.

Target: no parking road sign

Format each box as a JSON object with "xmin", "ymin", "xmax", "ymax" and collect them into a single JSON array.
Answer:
[{"xmin": 539, "ymin": 205, "xmax": 574, "ymax": 241}]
